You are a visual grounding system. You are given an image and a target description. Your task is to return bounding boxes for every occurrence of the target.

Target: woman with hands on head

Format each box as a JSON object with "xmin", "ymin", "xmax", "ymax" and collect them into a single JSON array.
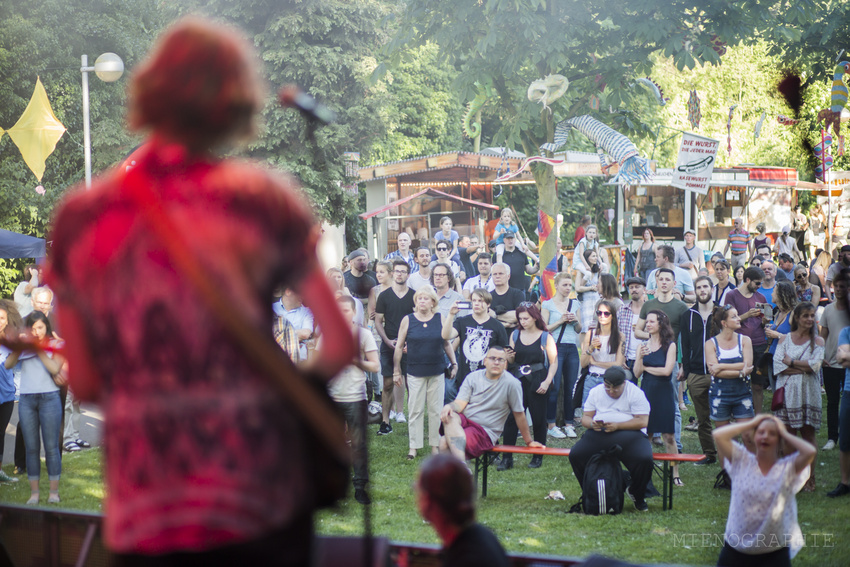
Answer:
[
  {"xmin": 772, "ymin": 301, "xmax": 823, "ymax": 492},
  {"xmin": 712, "ymin": 414, "xmax": 815, "ymax": 567},
  {"xmin": 634, "ymin": 310, "xmax": 682, "ymax": 485},
  {"xmin": 395, "ymin": 287, "xmax": 457, "ymax": 460},
  {"xmin": 4, "ymin": 311, "xmax": 67, "ymax": 505},
  {"xmin": 498, "ymin": 303, "xmax": 558, "ymax": 470}
]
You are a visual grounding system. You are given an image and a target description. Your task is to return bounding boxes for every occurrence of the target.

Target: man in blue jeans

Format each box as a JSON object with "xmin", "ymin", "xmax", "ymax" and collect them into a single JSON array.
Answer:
[{"xmin": 827, "ymin": 317, "xmax": 850, "ymax": 497}]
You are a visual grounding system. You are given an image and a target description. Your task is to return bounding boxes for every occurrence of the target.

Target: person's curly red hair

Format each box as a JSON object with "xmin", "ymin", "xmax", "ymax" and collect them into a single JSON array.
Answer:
[{"xmin": 128, "ymin": 17, "xmax": 264, "ymax": 149}]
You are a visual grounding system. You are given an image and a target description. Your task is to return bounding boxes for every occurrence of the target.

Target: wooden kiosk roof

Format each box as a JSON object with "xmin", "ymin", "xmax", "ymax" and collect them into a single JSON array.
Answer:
[{"xmin": 358, "ymin": 151, "xmax": 536, "ymax": 183}]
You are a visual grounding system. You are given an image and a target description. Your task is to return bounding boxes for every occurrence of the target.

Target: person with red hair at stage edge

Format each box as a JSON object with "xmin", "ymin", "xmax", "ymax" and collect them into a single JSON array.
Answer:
[{"xmin": 46, "ymin": 17, "xmax": 355, "ymax": 567}]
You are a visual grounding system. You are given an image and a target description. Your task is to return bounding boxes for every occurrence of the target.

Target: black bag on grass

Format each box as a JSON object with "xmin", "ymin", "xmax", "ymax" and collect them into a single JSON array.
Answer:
[{"xmin": 573, "ymin": 444, "xmax": 628, "ymax": 515}]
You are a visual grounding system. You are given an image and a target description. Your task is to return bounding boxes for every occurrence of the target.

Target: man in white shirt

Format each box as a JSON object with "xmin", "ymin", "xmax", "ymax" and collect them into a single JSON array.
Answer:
[
  {"xmin": 408, "ymin": 247, "xmax": 434, "ymax": 291},
  {"xmin": 463, "ymin": 254, "xmax": 496, "ymax": 299},
  {"xmin": 325, "ymin": 295, "xmax": 380, "ymax": 505},
  {"xmin": 13, "ymin": 265, "xmax": 39, "ymax": 318},
  {"xmin": 568, "ymin": 366, "xmax": 653, "ymax": 511},
  {"xmin": 274, "ymin": 289, "xmax": 314, "ymax": 360}
]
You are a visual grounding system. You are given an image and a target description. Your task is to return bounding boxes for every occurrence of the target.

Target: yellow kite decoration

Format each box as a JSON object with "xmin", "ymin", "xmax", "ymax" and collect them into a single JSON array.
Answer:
[{"xmin": 6, "ymin": 78, "xmax": 66, "ymax": 181}]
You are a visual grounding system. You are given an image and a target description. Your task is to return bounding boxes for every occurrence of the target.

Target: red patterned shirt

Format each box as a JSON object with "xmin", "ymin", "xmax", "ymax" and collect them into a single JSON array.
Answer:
[{"xmin": 48, "ymin": 142, "xmax": 317, "ymax": 554}]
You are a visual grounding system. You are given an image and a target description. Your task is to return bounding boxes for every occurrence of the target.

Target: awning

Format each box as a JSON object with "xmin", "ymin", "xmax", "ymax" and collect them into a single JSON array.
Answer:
[
  {"xmin": 359, "ymin": 187, "xmax": 499, "ymax": 220},
  {"xmin": 0, "ymin": 228, "xmax": 46, "ymax": 259}
]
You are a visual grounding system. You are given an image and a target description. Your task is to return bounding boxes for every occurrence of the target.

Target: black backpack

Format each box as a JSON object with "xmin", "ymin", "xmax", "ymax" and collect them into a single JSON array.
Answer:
[{"xmin": 570, "ymin": 445, "xmax": 628, "ymax": 515}]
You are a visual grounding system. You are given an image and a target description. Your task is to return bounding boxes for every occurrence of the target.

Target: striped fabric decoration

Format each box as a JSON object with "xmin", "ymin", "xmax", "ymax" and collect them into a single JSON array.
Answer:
[{"xmin": 541, "ymin": 115, "xmax": 651, "ymax": 185}]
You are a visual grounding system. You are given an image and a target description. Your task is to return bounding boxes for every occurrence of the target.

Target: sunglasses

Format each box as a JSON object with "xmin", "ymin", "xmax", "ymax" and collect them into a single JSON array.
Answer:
[
  {"xmin": 519, "ymin": 301, "xmax": 536, "ymax": 308},
  {"xmin": 436, "ymin": 248, "xmax": 448, "ymax": 252},
  {"xmin": 596, "ymin": 311, "xmax": 612, "ymax": 317}
]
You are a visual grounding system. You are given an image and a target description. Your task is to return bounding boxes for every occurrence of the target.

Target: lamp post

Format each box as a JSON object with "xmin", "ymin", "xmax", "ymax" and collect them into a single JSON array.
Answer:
[{"xmin": 81, "ymin": 52, "xmax": 124, "ymax": 188}]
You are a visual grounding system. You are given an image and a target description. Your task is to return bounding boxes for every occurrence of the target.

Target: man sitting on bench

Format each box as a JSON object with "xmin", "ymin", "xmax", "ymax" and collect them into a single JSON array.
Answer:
[
  {"xmin": 439, "ymin": 346, "xmax": 543, "ymax": 460},
  {"xmin": 568, "ymin": 366, "xmax": 654, "ymax": 511}
]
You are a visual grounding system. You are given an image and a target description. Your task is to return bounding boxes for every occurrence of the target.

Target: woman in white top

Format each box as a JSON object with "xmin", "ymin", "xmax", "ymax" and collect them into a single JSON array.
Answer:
[
  {"xmin": 713, "ymin": 415, "xmax": 815, "ymax": 567},
  {"xmin": 575, "ymin": 249, "xmax": 603, "ymax": 335},
  {"xmin": 572, "ymin": 224, "xmax": 606, "ymax": 272},
  {"xmin": 773, "ymin": 301, "xmax": 823, "ymax": 492},
  {"xmin": 579, "ymin": 300, "xmax": 625, "ymax": 407}
]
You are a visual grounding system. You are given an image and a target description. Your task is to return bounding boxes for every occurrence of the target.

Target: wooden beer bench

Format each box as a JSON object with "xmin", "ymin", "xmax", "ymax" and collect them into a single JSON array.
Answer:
[{"xmin": 474, "ymin": 445, "xmax": 705, "ymax": 511}]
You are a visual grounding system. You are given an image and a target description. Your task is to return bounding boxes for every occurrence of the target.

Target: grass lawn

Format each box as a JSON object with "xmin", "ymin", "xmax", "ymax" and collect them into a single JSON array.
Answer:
[{"xmin": 1, "ymin": 400, "xmax": 846, "ymax": 566}]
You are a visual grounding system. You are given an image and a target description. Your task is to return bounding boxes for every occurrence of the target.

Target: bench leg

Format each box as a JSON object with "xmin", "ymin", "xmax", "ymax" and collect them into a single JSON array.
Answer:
[
  {"xmin": 482, "ymin": 452, "xmax": 490, "ymax": 497},
  {"xmin": 662, "ymin": 461, "xmax": 669, "ymax": 511}
]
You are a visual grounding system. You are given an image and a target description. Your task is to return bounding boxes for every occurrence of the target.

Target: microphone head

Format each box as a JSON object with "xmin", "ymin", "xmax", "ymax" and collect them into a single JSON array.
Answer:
[{"xmin": 278, "ymin": 84, "xmax": 302, "ymax": 108}]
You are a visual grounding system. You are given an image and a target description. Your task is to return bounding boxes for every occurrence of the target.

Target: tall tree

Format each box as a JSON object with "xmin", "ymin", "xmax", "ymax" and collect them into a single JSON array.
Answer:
[
  {"xmin": 0, "ymin": 0, "xmax": 165, "ymax": 295},
  {"xmin": 384, "ymin": 0, "xmax": 819, "ymax": 288},
  {"xmin": 174, "ymin": 0, "xmax": 396, "ymax": 225}
]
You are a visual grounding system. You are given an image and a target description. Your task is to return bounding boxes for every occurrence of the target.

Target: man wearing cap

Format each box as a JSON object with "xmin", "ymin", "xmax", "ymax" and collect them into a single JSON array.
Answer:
[
  {"xmin": 500, "ymin": 232, "xmax": 538, "ymax": 293},
  {"xmin": 618, "ymin": 276, "xmax": 647, "ymax": 377},
  {"xmin": 827, "ymin": 245, "xmax": 850, "ymax": 299},
  {"xmin": 344, "ymin": 249, "xmax": 378, "ymax": 300},
  {"xmin": 675, "ymin": 229, "xmax": 705, "ymax": 281},
  {"xmin": 723, "ymin": 218, "xmax": 751, "ymax": 271},
  {"xmin": 774, "ymin": 225, "xmax": 802, "ymax": 263}
]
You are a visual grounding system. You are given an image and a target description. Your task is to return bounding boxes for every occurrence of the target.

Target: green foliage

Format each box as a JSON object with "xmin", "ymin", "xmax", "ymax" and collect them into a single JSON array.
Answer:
[
  {"xmin": 367, "ymin": 43, "xmax": 469, "ymax": 164},
  {"xmin": 178, "ymin": 0, "xmax": 397, "ymax": 225},
  {"xmin": 0, "ymin": 0, "xmax": 164, "ymax": 237}
]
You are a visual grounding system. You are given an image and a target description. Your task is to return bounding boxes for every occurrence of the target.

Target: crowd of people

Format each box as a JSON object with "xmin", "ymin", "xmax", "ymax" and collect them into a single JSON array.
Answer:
[
  {"xmin": 270, "ymin": 212, "xmax": 850, "ymax": 565},
  {"xmin": 0, "ymin": 15, "xmax": 842, "ymax": 565}
]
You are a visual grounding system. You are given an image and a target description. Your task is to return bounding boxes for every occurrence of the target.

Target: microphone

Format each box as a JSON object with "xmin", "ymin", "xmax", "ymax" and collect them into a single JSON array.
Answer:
[{"xmin": 278, "ymin": 85, "xmax": 337, "ymax": 125}]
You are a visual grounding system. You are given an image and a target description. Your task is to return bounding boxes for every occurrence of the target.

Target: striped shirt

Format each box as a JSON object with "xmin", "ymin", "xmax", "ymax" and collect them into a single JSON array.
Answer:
[
  {"xmin": 618, "ymin": 301, "xmax": 640, "ymax": 360},
  {"xmin": 727, "ymin": 229, "xmax": 750, "ymax": 255}
]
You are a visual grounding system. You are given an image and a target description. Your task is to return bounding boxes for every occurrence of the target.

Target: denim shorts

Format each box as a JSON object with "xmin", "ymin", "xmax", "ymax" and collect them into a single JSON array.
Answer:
[{"xmin": 709, "ymin": 377, "xmax": 754, "ymax": 422}]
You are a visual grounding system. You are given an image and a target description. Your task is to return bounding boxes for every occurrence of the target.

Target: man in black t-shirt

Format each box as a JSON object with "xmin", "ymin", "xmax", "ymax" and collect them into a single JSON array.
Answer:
[
  {"xmin": 488, "ymin": 262, "xmax": 526, "ymax": 330},
  {"xmin": 500, "ymin": 233, "xmax": 538, "ymax": 292},
  {"xmin": 374, "ymin": 259, "xmax": 416, "ymax": 435},
  {"xmin": 442, "ymin": 289, "xmax": 508, "ymax": 393},
  {"xmin": 344, "ymin": 249, "xmax": 377, "ymax": 299},
  {"xmin": 416, "ymin": 454, "xmax": 509, "ymax": 567}
]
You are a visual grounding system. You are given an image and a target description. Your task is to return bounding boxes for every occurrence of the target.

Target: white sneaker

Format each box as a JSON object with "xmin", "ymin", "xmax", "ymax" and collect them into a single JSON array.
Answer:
[
  {"xmin": 564, "ymin": 425, "xmax": 577, "ymax": 438},
  {"xmin": 394, "ymin": 412, "xmax": 407, "ymax": 423},
  {"xmin": 389, "ymin": 410, "xmax": 397, "ymax": 421},
  {"xmin": 823, "ymin": 440, "xmax": 837, "ymax": 451},
  {"xmin": 548, "ymin": 427, "xmax": 567, "ymax": 439}
]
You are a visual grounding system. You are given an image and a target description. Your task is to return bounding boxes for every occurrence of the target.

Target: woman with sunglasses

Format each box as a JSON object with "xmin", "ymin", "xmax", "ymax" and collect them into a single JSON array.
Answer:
[
  {"xmin": 579, "ymin": 300, "xmax": 624, "ymax": 408},
  {"xmin": 498, "ymin": 303, "xmax": 557, "ymax": 469},
  {"xmin": 793, "ymin": 266, "xmax": 820, "ymax": 306},
  {"xmin": 634, "ymin": 309, "xmax": 681, "ymax": 485},
  {"xmin": 773, "ymin": 302, "xmax": 823, "ymax": 492}
]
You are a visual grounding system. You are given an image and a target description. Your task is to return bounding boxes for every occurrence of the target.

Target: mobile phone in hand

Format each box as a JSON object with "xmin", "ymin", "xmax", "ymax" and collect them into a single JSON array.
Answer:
[{"xmin": 456, "ymin": 301, "xmax": 471, "ymax": 310}]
